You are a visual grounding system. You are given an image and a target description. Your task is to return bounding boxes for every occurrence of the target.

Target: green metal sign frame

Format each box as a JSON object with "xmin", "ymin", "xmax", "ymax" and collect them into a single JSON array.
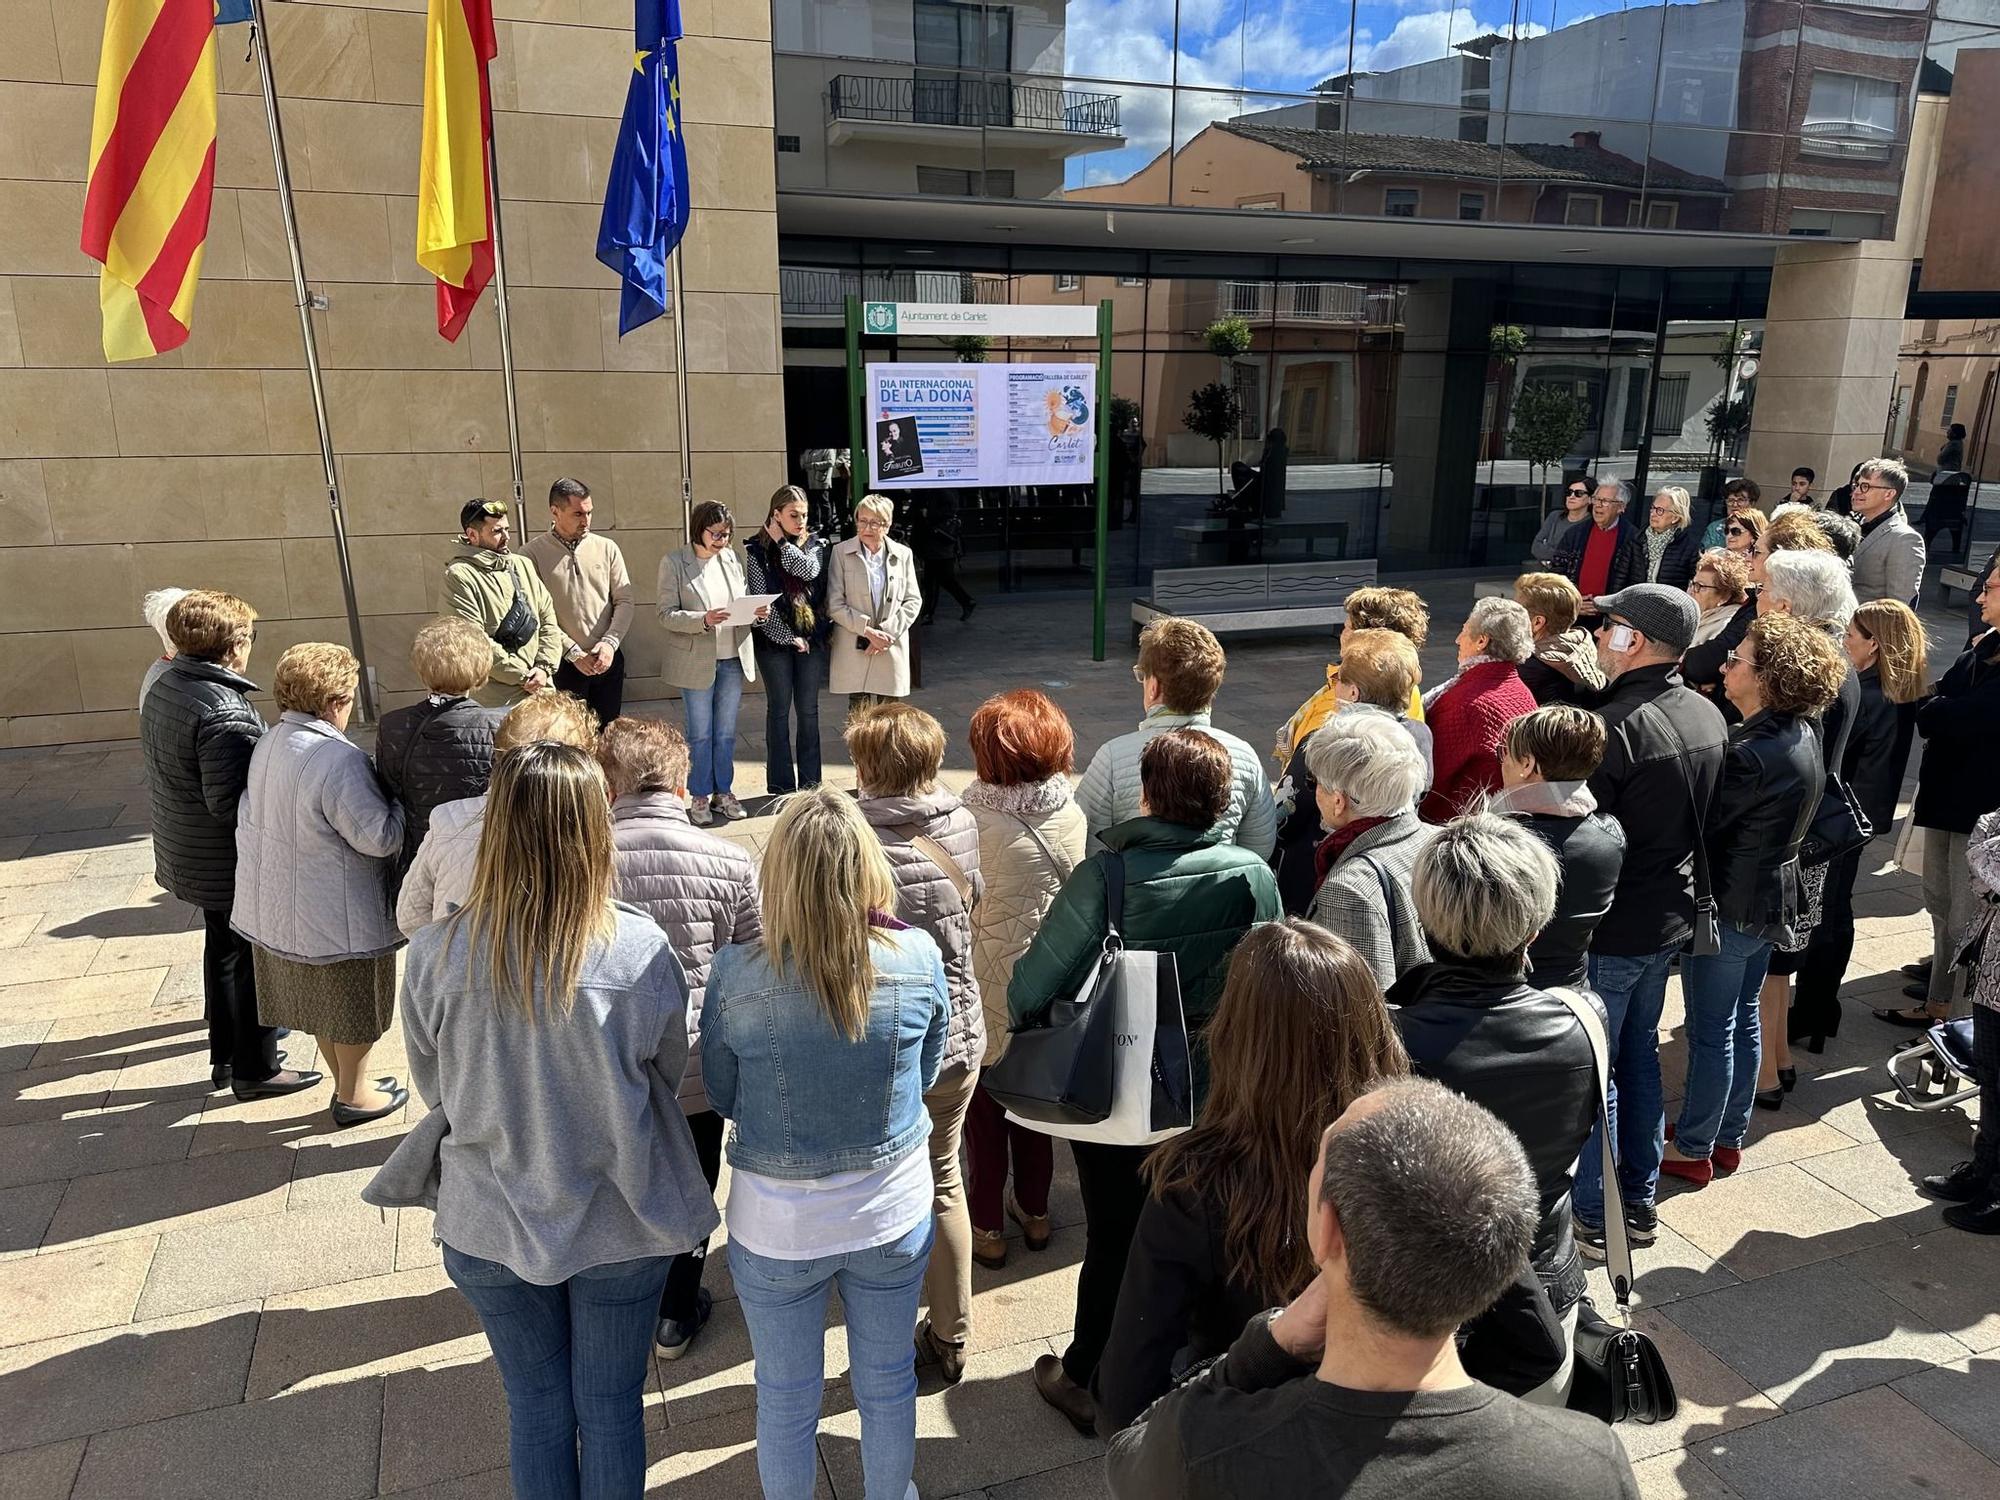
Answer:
[{"xmin": 845, "ymin": 295, "xmax": 1116, "ymax": 662}]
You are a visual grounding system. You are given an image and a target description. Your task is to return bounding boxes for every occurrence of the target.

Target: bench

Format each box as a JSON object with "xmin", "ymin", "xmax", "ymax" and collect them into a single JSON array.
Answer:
[
  {"xmin": 1939, "ymin": 565, "xmax": 1980, "ymax": 604},
  {"xmin": 1131, "ymin": 559, "xmax": 1380, "ymax": 643},
  {"xmin": 1171, "ymin": 518, "xmax": 1349, "ymax": 564}
]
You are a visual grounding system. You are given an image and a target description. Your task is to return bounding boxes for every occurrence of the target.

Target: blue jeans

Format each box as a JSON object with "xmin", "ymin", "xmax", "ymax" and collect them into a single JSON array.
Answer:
[
  {"xmin": 681, "ymin": 657, "xmax": 744, "ymax": 799},
  {"xmin": 1674, "ymin": 923, "xmax": 1774, "ymax": 1159},
  {"xmin": 753, "ymin": 639, "xmax": 824, "ymax": 794},
  {"xmin": 1575, "ymin": 946, "xmax": 1676, "ymax": 1221},
  {"xmin": 442, "ymin": 1246, "xmax": 670, "ymax": 1500},
  {"xmin": 729, "ymin": 1219, "xmax": 932, "ymax": 1500}
]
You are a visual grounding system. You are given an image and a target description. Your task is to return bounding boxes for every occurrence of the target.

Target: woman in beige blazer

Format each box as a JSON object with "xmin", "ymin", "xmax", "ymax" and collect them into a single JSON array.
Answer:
[
  {"xmin": 827, "ymin": 493, "xmax": 923, "ymax": 714},
  {"xmin": 657, "ymin": 501, "xmax": 763, "ymax": 826}
]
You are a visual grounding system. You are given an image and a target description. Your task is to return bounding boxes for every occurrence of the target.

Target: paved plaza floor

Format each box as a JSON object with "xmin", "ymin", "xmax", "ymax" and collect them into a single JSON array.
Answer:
[{"xmin": 1, "ymin": 580, "xmax": 1996, "ymax": 1499}]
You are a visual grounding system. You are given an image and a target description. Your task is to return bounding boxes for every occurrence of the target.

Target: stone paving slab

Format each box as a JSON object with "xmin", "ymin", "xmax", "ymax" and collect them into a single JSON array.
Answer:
[{"xmin": 1690, "ymin": 1384, "xmax": 1999, "ymax": 1500}]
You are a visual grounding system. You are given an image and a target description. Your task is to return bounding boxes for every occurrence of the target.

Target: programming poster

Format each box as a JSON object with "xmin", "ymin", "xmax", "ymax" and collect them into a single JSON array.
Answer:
[{"xmin": 866, "ymin": 363, "xmax": 1097, "ymax": 490}]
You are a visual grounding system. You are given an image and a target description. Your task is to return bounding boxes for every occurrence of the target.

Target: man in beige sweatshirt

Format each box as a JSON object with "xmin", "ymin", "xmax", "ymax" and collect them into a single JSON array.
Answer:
[{"xmin": 522, "ymin": 477, "xmax": 635, "ymax": 723}]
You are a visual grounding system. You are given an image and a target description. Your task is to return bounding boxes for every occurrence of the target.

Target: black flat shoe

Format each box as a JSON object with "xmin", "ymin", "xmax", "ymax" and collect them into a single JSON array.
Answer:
[
  {"xmin": 211, "ymin": 1064, "xmax": 231, "ymax": 1090},
  {"xmin": 1943, "ymin": 1199, "xmax": 2000, "ymax": 1235},
  {"xmin": 1902, "ymin": 958, "xmax": 1932, "ymax": 981},
  {"xmin": 1873, "ymin": 1005, "xmax": 1944, "ymax": 1029},
  {"xmin": 1802, "ymin": 1034, "xmax": 1826, "ymax": 1054},
  {"xmin": 1922, "ymin": 1161, "xmax": 1993, "ymax": 1203},
  {"xmin": 1754, "ymin": 1086, "xmax": 1785, "ymax": 1112},
  {"xmin": 331, "ymin": 1082, "xmax": 408, "ymax": 1129},
  {"xmin": 1903, "ymin": 980, "xmax": 1930, "ymax": 1001},
  {"xmin": 232, "ymin": 1067, "xmax": 323, "ymax": 1102},
  {"xmin": 1778, "ymin": 1067, "xmax": 1797, "ymax": 1094}
]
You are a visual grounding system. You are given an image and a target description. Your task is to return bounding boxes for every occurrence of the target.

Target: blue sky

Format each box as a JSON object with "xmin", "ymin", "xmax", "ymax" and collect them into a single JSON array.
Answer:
[{"xmin": 1062, "ymin": 0, "xmax": 1582, "ymax": 183}]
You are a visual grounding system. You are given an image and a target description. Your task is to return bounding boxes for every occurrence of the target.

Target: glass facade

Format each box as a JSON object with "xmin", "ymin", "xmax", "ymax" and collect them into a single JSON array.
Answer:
[{"xmin": 772, "ymin": 1, "xmax": 1943, "ymax": 590}]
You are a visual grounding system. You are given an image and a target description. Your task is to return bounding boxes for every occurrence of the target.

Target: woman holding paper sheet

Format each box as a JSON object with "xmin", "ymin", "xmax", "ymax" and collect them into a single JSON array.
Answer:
[{"xmin": 659, "ymin": 501, "xmax": 766, "ymax": 826}]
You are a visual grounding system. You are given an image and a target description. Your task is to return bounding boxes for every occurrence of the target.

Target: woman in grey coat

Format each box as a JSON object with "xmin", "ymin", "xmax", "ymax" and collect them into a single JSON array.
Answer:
[
  {"xmin": 598, "ymin": 715, "xmax": 762, "ymax": 1360},
  {"xmin": 848, "ymin": 702, "xmax": 986, "ymax": 1383},
  {"xmin": 1304, "ymin": 707, "xmax": 1439, "ymax": 992},
  {"xmin": 233, "ymin": 643, "xmax": 406, "ymax": 1127}
]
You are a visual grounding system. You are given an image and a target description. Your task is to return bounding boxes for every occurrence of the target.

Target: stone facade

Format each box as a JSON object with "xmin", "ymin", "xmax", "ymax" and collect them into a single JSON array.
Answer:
[{"xmin": 0, "ymin": 0, "xmax": 782, "ymax": 748}]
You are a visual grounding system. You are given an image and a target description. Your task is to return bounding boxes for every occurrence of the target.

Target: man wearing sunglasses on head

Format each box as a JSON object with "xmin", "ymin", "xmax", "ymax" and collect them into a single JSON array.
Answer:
[
  {"xmin": 444, "ymin": 498, "xmax": 564, "ymax": 708},
  {"xmin": 1530, "ymin": 476, "xmax": 1595, "ymax": 565}
]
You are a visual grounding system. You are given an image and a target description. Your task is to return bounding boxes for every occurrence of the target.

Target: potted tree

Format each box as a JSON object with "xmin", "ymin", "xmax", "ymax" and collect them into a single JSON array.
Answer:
[
  {"xmin": 1184, "ymin": 382, "xmax": 1244, "ymax": 503},
  {"xmin": 1510, "ymin": 383, "xmax": 1588, "ymax": 522}
]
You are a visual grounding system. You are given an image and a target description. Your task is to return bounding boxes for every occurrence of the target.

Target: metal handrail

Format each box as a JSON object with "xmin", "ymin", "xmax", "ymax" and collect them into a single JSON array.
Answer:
[{"xmin": 828, "ymin": 73, "xmax": 1120, "ymax": 135}]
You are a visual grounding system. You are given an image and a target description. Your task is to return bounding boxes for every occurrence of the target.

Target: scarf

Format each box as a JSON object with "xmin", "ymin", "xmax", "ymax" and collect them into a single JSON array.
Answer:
[
  {"xmin": 1314, "ymin": 815, "xmax": 1391, "ymax": 887},
  {"xmin": 961, "ymin": 774, "xmax": 1073, "ymax": 817},
  {"xmin": 1643, "ymin": 525, "xmax": 1678, "ymax": 581}
]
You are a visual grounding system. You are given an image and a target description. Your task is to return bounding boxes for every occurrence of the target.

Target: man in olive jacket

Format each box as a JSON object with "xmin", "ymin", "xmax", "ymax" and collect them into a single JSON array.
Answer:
[{"xmin": 443, "ymin": 498, "xmax": 564, "ymax": 708}]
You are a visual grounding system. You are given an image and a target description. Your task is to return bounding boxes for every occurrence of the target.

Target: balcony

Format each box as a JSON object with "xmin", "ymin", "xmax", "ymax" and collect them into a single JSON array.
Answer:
[
  {"xmin": 826, "ymin": 72, "xmax": 1124, "ymax": 159},
  {"xmin": 1218, "ymin": 280, "xmax": 1406, "ymax": 327},
  {"xmin": 781, "ymin": 267, "xmax": 1012, "ymax": 321}
]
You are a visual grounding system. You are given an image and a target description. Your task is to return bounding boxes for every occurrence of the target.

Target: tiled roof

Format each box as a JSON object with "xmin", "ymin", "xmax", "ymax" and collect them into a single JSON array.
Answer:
[{"xmin": 1215, "ymin": 119, "xmax": 1727, "ymax": 194}]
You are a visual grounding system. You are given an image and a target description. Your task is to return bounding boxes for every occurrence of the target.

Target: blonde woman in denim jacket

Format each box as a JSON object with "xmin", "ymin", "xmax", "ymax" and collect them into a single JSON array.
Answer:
[{"xmin": 703, "ymin": 785, "xmax": 949, "ymax": 1500}]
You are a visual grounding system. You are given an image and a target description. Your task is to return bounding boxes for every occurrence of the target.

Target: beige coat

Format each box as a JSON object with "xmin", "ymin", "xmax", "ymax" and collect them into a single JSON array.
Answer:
[
  {"xmin": 962, "ymin": 776, "xmax": 1087, "ymax": 1065},
  {"xmin": 656, "ymin": 545, "xmax": 758, "ymax": 691},
  {"xmin": 826, "ymin": 535, "xmax": 921, "ymax": 697}
]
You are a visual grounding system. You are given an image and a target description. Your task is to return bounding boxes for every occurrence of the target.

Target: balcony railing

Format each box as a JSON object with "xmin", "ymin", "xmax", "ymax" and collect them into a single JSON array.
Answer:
[
  {"xmin": 1219, "ymin": 280, "xmax": 1405, "ymax": 327},
  {"xmin": 828, "ymin": 73, "xmax": 1121, "ymax": 136},
  {"xmin": 781, "ymin": 267, "xmax": 1013, "ymax": 318}
]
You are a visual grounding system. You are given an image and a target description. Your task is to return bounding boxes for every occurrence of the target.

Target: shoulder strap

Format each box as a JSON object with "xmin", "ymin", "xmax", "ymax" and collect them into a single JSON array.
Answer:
[
  {"xmin": 1358, "ymin": 853, "xmax": 1399, "ymax": 933},
  {"xmin": 1008, "ymin": 809, "xmax": 1078, "ymax": 887},
  {"xmin": 1636, "ymin": 700, "xmax": 1713, "ymax": 903},
  {"xmin": 900, "ymin": 827, "xmax": 973, "ymax": 910},
  {"xmin": 1546, "ymin": 984, "xmax": 1634, "ymax": 1312},
  {"xmin": 1101, "ymin": 850, "xmax": 1127, "ymax": 942}
]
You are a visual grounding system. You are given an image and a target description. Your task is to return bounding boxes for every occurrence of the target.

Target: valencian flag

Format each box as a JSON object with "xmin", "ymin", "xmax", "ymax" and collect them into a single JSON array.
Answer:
[
  {"xmin": 417, "ymin": 0, "xmax": 498, "ymax": 341},
  {"xmin": 80, "ymin": 1, "xmax": 251, "ymax": 363},
  {"xmin": 596, "ymin": 0, "xmax": 690, "ymax": 335}
]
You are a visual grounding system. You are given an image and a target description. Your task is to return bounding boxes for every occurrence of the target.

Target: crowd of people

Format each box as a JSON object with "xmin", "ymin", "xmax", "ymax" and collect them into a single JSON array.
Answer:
[{"xmin": 124, "ymin": 453, "xmax": 2000, "ymax": 1500}]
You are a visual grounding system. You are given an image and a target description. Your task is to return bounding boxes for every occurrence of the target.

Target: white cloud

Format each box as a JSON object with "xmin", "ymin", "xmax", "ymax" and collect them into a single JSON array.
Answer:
[{"xmin": 1356, "ymin": 9, "xmax": 1545, "ymax": 73}]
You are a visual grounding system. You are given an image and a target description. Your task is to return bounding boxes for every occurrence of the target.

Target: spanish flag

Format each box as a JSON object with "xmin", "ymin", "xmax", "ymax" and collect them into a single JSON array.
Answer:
[
  {"xmin": 417, "ymin": 0, "xmax": 497, "ymax": 341},
  {"xmin": 80, "ymin": 1, "xmax": 247, "ymax": 363}
]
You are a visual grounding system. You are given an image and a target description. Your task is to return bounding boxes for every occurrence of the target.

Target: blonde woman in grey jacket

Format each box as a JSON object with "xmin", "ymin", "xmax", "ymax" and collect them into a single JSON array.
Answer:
[
  {"xmin": 848, "ymin": 702, "xmax": 987, "ymax": 1384},
  {"xmin": 599, "ymin": 715, "xmax": 761, "ymax": 1360},
  {"xmin": 961, "ymin": 691, "xmax": 1087, "ymax": 1273},
  {"xmin": 233, "ymin": 644, "xmax": 404, "ymax": 1126}
]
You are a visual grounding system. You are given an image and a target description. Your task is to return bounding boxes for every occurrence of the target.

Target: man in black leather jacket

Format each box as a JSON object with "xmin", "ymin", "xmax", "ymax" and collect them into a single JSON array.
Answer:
[
  {"xmin": 138, "ymin": 591, "xmax": 315, "ymax": 1097},
  {"xmin": 1576, "ymin": 584, "xmax": 1725, "ymax": 1249},
  {"xmin": 1389, "ymin": 813, "xmax": 1599, "ymax": 1401}
]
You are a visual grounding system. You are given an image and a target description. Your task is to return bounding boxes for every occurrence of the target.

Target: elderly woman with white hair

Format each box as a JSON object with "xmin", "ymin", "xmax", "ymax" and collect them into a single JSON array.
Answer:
[
  {"xmin": 1643, "ymin": 485, "xmax": 1704, "ymax": 591},
  {"xmin": 1305, "ymin": 707, "xmax": 1439, "ymax": 991},
  {"xmin": 1418, "ymin": 596, "xmax": 1539, "ymax": 823},
  {"xmin": 827, "ymin": 493, "xmax": 922, "ymax": 719},
  {"xmin": 140, "ymin": 587, "xmax": 189, "ymax": 707},
  {"xmin": 1751, "ymin": 546, "xmax": 1861, "ymax": 1100},
  {"xmin": 1390, "ymin": 810, "xmax": 1600, "ymax": 1401}
]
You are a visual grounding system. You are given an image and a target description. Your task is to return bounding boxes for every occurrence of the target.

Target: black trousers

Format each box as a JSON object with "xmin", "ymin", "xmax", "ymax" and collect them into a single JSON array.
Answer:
[
  {"xmin": 660, "ymin": 1109, "xmax": 727, "ymax": 1324},
  {"xmin": 920, "ymin": 557, "xmax": 974, "ymax": 619},
  {"xmin": 554, "ymin": 649, "xmax": 625, "ymax": 724},
  {"xmin": 1790, "ymin": 847, "xmax": 1864, "ymax": 1041},
  {"xmin": 1062, "ymin": 1140, "xmax": 1152, "ymax": 1389},
  {"xmin": 1975, "ymin": 1006, "xmax": 2000, "ymax": 1191},
  {"xmin": 202, "ymin": 906, "xmax": 278, "ymax": 1081}
]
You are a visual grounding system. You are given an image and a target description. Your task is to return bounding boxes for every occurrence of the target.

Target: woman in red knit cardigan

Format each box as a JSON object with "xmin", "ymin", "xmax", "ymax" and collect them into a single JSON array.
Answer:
[{"xmin": 1419, "ymin": 595, "xmax": 1540, "ymax": 823}]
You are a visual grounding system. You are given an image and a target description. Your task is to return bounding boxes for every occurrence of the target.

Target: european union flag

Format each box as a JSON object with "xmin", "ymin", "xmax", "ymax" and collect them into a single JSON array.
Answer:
[
  {"xmin": 596, "ymin": 1, "xmax": 689, "ymax": 336},
  {"xmin": 215, "ymin": 0, "xmax": 251, "ymax": 22}
]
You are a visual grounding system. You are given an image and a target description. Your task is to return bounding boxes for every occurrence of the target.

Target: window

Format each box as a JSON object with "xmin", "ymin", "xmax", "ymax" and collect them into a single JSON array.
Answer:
[
  {"xmin": 1053, "ymin": 273, "xmax": 1080, "ymax": 292},
  {"xmin": 1383, "ymin": 188, "xmax": 1419, "ymax": 218},
  {"xmin": 1237, "ymin": 195, "xmax": 1281, "ymax": 210},
  {"xmin": 1786, "ymin": 207, "xmax": 1886, "ymax": 238},
  {"xmin": 1943, "ymin": 384, "xmax": 1960, "ymax": 427},
  {"xmin": 1457, "ymin": 192, "xmax": 1485, "ymax": 221},
  {"xmin": 1802, "ymin": 71, "xmax": 1899, "ymax": 160},
  {"xmin": 1652, "ymin": 374, "xmax": 1690, "ymax": 435},
  {"xmin": 913, "ymin": 0, "xmax": 1013, "ymax": 127},
  {"xmin": 776, "ymin": 134, "xmax": 801, "ymax": 153},
  {"xmin": 1231, "ymin": 363, "xmax": 1262, "ymax": 439},
  {"xmin": 1646, "ymin": 200, "xmax": 1679, "ymax": 230},
  {"xmin": 1564, "ymin": 193, "xmax": 1602, "ymax": 227},
  {"xmin": 1117, "ymin": 275, "xmax": 1145, "ymax": 287},
  {"xmin": 915, "ymin": 166, "xmax": 1015, "ymax": 197}
]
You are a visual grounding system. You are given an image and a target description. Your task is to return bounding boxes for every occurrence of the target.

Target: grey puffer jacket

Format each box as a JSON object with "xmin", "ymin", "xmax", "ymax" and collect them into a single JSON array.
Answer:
[
  {"xmin": 963, "ymin": 776, "xmax": 1087, "ymax": 1065},
  {"xmin": 397, "ymin": 793, "xmax": 485, "ymax": 937},
  {"xmin": 374, "ymin": 694, "xmax": 503, "ymax": 868},
  {"xmin": 233, "ymin": 713, "xmax": 405, "ymax": 963},
  {"xmin": 610, "ymin": 792, "xmax": 762, "ymax": 1115},
  {"xmin": 860, "ymin": 788, "xmax": 986, "ymax": 1076}
]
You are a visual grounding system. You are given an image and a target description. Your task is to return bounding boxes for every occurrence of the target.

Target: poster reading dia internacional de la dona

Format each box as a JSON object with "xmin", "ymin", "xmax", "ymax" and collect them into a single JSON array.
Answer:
[{"xmin": 866, "ymin": 363, "xmax": 1096, "ymax": 490}]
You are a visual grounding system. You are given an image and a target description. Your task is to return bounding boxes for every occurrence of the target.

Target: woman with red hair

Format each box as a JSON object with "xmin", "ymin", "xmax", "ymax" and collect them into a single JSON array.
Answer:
[{"xmin": 960, "ymin": 691, "xmax": 1087, "ymax": 1276}]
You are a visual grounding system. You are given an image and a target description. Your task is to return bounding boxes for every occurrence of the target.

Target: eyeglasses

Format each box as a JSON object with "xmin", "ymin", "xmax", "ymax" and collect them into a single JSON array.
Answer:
[
  {"xmin": 1690, "ymin": 579, "xmax": 1720, "ymax": 594},
  {"xmin": 475, "ymin": 501, "xmax": 505, "ymax": 517},
  {"xmin": 1724, "ymin": 649, "xmax": 1749, "ymax": 668},
  {"xmin": 1851, "ymin": 481, "xmax": 1894, "ymax": 495},
  {"xmin": 1131, "ymin": 664, "xmax": 1148, "ymax": 684},
  {"xmin": 1566, "ymin": 487, "xmax": 1589, "ymax": 497},
  {"xmin": 703, "ymin": 527, "xmax": 732, "ymax": 542},
  {"xmin": 1725, "ymin": 525, "xmax": 1748, "ymax": 537},
  {"xmin": 856, "ymin": 518, "xmax": 889, "ymax": 531}
]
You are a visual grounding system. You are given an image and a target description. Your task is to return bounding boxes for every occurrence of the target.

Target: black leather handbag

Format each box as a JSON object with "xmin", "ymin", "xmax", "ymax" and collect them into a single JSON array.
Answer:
[
  {"xmin": 1799, "ymin": 694, "xmax": 1871, "ymax": 867},
  {"xmin": 1569, "ymin": 1298, "xmax": 1678, "ymax": 1424},
  {"xmin": 981, "ymin": 855, "xmax": 1127, "ymax": 1127}
]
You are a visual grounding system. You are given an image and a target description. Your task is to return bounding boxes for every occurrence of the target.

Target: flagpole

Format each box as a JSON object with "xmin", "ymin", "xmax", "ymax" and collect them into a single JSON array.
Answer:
[
  {"xmin": 247, "ymin": 0, "xmax": 376, "ymax": 723},
  {"xmin": 668, "ymin": 246, "xmax": 694, "ymax": 542},
  {"xmin": 484, "ymin": 135, "xmax": 527, "ymax": 508}
]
